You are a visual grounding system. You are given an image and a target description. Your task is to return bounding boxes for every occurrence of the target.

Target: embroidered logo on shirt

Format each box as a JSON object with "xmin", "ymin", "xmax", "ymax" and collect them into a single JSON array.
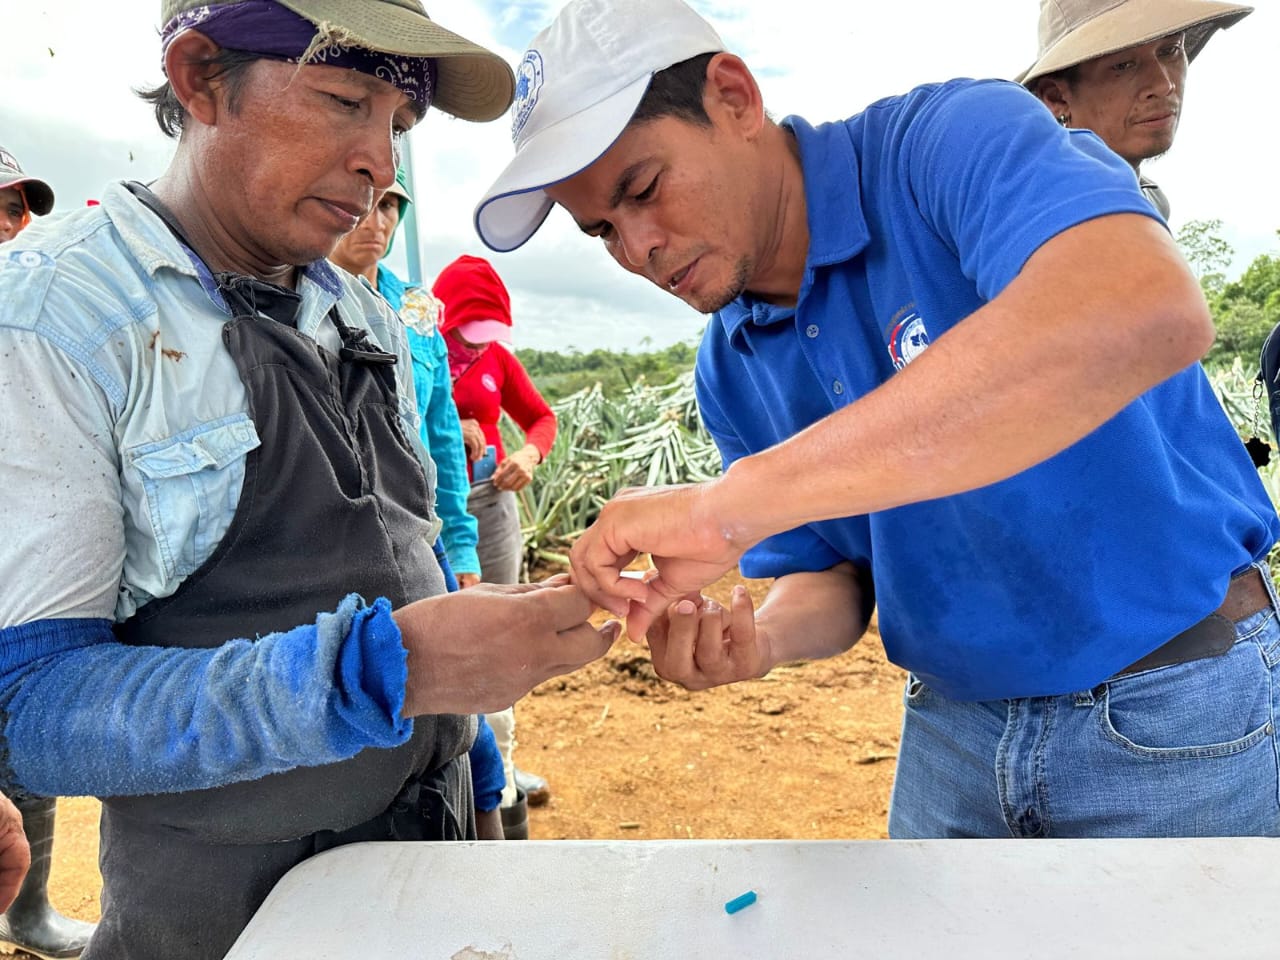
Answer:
[
  {"xmin": 481, "ymin": 373, "xmax": 499, "ymax": 393},
  {"xmin": 400, "ymin": 291, "xmax": 443, "ymax": 338},
  {"xmin": 887, "ymin": 312, "xmax": 930, "ymax": 371},
  {"xmin": 512, "ymin": 50, "xmax": 545, "ymax": 143}
]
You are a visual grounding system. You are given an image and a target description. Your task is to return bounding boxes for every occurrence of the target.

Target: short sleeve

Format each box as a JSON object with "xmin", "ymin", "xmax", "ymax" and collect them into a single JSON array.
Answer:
[{"xmin": 905, "ymin": 80, "xmax": 1163, "ymax": 301}]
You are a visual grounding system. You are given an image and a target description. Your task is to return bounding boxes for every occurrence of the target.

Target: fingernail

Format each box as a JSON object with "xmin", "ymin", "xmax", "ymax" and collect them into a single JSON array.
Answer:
[
  {"xmin": 676, "ymin": 600, "xmax": 696, "ymax": 615},
  {"xmin": 605, "ymin": 620, "xmax": 622, "ymax": 640}
]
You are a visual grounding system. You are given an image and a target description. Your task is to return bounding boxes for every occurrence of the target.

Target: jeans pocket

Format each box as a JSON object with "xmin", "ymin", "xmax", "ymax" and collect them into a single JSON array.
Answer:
[
  {"xmin": 1099, "ymin": 640, "xmax": 1275, "ymax": 760},
  {"xmin": 127, "ymin": 414, "xmax": 260, "ymax": 580},
  {"xmin": 903, "ymin": 673, "xmax": 933, "ymax": 708}
]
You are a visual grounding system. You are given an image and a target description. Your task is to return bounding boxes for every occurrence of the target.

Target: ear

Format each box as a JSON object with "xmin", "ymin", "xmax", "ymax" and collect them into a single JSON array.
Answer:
[
  {"xmin": 163, "ymin": 30, "xmax": 231, "ymax": 128},
  {"xmin": 1033, "ymin": 76, "xmax": 1072, "ymax": 117},
  {"xmin": 703, "ymin": 53, "xmax": 765, "ymax": 139}
]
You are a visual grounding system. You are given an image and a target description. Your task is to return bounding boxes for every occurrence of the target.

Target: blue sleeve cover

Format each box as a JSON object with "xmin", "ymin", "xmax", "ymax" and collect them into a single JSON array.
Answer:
[
  {"xmin": 468, "ymin": 714, "xmax": 505, "ymax": 813},
  {"xmin": 409, "ymin": 328, "xmax": 481, "ymax": 576},
  {"xmin": 0, "ymin": 595, "xmax": 414, "ymax": 797}
]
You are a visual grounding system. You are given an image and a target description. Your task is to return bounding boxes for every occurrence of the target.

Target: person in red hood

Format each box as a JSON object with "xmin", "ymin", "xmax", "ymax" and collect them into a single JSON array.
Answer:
[{"xmin": 433, "ymin": 254, "xmax": 557, "ymax": 833}]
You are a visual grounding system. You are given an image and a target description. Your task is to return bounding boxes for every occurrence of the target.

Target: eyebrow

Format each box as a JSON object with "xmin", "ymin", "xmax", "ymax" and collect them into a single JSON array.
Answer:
[{"xmin": 575, "ymin": 159, "xmax": 651, "ymax": 235}]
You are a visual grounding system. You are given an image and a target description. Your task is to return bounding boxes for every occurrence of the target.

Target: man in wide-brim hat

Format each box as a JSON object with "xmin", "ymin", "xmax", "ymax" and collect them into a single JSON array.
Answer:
[{"xmin": 1019, "ymin": 0, "xmax": 1252, "ymax": 216}]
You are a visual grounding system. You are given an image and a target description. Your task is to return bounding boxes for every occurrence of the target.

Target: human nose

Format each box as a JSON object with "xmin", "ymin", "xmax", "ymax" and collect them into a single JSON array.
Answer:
[
  {"xmin": 1141, "ymin": 58, "xmax": 1178, "ymax": 97},
  {"xmin": 350, "ymin": 122, "xmax": 399, "ymax": 194},
  {"xmin": 615, "ymin": 217, "xmax": 661, "ymax": 269}
]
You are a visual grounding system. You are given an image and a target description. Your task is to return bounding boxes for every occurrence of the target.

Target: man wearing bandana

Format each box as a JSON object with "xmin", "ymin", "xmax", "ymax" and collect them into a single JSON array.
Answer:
[{"xmin": 0, "ymin": 2, "xmax": 618, "ymax": 957}]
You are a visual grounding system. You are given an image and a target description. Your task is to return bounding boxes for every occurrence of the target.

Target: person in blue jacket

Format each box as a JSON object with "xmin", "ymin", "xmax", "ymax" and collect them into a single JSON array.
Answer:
[{"xmin": 475, "ymin": 0, "xmax": 1280, "ymax": 839}]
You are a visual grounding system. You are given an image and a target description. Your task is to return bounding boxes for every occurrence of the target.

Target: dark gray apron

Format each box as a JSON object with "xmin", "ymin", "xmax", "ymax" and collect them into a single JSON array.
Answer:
[{"xmin": 89, "ymin": 186, "xmax": 474, "ymax": 960}]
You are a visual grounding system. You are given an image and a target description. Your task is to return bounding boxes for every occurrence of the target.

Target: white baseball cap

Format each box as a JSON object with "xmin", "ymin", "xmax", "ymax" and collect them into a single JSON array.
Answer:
[{"xmin": 473, "ymin": 0, "xmax": 725, "ymax": 253}]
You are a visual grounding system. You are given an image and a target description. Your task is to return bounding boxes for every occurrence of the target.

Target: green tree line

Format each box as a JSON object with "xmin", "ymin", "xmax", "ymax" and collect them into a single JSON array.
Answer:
[
  {"xmin": 1176, "ymin": 220, "xmax": 1280, "ymax": 366},
  {"xmin": 517, "ymin": 337, "xmax": 699, "ymax": 403}
]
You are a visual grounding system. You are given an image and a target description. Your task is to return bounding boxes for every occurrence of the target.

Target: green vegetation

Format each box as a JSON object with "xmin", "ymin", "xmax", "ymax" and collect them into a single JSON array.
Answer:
[
  {"xmin": 1177, "ymin": 221, "xmax": 1280, "ymax": 366},
  {"xmin": 516, "ymin": 337, "xmax": 700, "ymax": 404},
  {"xmin": 500, "ymin": 371, "xmax": 720, "ymax": 574}
]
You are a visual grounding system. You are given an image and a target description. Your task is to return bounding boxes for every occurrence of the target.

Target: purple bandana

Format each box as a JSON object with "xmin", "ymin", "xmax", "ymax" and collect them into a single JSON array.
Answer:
[{"xmin": 161, "ymin": 0, "xmax": 436, "ymax": 105}]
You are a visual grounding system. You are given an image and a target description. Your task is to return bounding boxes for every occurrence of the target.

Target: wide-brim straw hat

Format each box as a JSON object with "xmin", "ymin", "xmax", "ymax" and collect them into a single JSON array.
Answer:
[
  {"xmin": 161, "ymin": 0, "xmax": 515, "ymax": 121},
  {"xmin": 1017, "ymin": 0, "xmax": 1253, "ymax": 86}
]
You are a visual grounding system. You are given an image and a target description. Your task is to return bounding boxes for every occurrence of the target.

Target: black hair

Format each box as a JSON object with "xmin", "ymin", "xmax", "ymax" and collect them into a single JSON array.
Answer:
[
  {"xmin": 137, "ymin": 48, "xmax": 261, "ymax": 138},
  {"xmin": 631, "ymin": 52, "xmax": 717, "ymax": 127}
]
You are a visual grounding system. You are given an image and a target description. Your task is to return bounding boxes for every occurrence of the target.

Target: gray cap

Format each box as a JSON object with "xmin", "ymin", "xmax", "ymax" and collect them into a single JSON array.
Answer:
[{"xmin": 0, "ymin": 146, "xmax": 54, "ymax": 216}]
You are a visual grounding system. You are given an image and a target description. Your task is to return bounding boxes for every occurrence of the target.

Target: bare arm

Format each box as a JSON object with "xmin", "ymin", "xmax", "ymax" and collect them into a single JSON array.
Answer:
[{"xmin": 572, "ymin": 214, "xmax": 1212, "ymax": 633}]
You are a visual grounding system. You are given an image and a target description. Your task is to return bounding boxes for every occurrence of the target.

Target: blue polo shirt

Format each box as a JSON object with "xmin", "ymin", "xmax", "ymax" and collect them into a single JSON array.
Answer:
[{"xmin": 695, "ymin": 79, "xmax": 1279, "ymax": 701}]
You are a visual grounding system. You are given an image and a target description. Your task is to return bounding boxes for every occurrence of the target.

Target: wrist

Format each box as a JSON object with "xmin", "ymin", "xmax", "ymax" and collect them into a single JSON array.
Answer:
[{"xmin": 711, "ymin": 454, "xmax": 786, "ymax": 551}]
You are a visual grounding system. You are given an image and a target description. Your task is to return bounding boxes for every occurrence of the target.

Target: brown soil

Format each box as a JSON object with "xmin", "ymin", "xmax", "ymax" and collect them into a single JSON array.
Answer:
[{"xmin": 45, "ymin": 572, "xmax": 906, "ymax": 927}]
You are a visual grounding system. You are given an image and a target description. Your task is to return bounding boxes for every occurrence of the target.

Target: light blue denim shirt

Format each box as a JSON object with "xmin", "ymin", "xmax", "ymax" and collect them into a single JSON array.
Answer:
[
  {"xmin": 0, "ymin": 181, "xmax": 440, "ymax": 797},
  {"xmin": 0, "ymin": 181, "xmax": 440, "ymax": 627}
]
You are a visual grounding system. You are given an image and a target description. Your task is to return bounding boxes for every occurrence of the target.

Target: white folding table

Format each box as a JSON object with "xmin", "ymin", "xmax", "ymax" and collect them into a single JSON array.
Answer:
[{"xmin": 225, "ymin": 838, "xmax": 1280, "ymax": 959}]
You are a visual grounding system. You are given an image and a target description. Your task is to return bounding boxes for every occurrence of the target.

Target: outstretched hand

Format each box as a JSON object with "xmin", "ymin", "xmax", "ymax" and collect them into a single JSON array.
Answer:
[{"xmin": 396, "ymin": 575, "xmax": 619, "ymax": 716}]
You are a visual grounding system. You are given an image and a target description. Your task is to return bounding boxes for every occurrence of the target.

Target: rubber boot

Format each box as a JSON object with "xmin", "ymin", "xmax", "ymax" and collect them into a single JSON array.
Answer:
[
  {"xmin": 499, "ymin": 788, "xmax": 529, "ymax": 841},
  {"xmin": 0, "ymin": 797, "xmax": 95, "ymax": 960},
  {"xmin": 513, "ymin": 767, "xmax": 551, "ymax": 808}
]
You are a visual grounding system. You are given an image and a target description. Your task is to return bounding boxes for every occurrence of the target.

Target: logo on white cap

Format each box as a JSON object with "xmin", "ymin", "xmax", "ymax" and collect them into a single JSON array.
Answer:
[{"xmin": 512, "ymin": 50, "xmax": 546, "ymax": 143}]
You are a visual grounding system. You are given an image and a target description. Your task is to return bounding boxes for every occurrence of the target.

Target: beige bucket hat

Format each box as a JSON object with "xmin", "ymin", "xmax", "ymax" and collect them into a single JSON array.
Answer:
[
  {"xmin": 1017, "ymin": 0, "xmax": 1253, "ymax": 86},
  {"xmin": 160, "ymin": 0, "xmax": 515, "ymax": 121}
]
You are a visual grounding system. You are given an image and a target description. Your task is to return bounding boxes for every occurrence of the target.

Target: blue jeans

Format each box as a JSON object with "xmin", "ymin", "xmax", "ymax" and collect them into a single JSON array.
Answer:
[{"xmin": 888, "ymin": 562, "xmax": 1280, "ymax": 838}]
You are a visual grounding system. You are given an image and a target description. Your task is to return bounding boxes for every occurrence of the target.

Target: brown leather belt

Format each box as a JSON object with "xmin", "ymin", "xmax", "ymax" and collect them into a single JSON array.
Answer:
[{"xmin": 1112, "ymin": 566, "xmax": 1274, "ymax": 679}]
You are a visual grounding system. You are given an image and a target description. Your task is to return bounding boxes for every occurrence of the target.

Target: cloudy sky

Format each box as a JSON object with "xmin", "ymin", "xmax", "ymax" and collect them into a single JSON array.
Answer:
[{"xmin": 4, "ymin": 1, "xmax": 1276, "ymax": 352}]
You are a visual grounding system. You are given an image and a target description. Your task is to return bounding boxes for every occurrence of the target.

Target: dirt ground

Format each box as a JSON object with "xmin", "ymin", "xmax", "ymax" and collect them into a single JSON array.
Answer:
[{"xmin": 45, "ymin": 572, "xmax": 906, "ymax": 928}]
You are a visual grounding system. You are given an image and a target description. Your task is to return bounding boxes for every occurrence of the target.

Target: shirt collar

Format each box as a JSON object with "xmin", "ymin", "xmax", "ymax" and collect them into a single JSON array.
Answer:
[
  {"xmin": 99, "ymin": 180, "xmax": 346, "ymax": 315},
  {"xmin": 718, "ymin": 114, "xmax": 872, "ymax": 349}
]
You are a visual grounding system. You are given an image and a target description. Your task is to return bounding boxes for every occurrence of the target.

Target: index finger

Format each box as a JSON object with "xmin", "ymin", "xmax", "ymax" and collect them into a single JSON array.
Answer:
[{"xmin": 569, "ymin": 531, "xmax": 647, "ymax": 618}]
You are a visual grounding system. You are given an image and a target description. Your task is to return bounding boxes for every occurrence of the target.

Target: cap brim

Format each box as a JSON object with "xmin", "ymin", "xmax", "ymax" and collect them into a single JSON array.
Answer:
[
  {"xmin": 384, "ymin": 180, "xmax": 413, "ymax": 204},
  {"xmin": 457, "ymin": 319, "xmax": 513, "ymax": 344},
  {"xmin": 1016, "ymin": 1, "xmax": 1252, "ymax": 85},
  {"xmin": 276, "ymin": 0, "xmax": 515, "ymax": 121},
  {"xmin": 474, "ymin": 73, "xmax": 653, "ymax": 253},
  {"xmin": 0, "ymin": 176, "xmax": 54, "ymax": 216}
]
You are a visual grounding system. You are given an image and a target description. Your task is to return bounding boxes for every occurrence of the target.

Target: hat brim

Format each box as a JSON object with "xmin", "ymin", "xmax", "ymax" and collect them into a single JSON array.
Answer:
[
  {"xmin": 275, "ymin": 0, "xmax": 515, "ymax": 121},
  {"xmin": 456, "ymin": 319, "xmax": 513, "ymax": 345},
  {"xmin": 1017, "ymin": 1, "xmax": 1252, "ymax": 85},
  {"xmin": 0, "ymin": 175, "xmax": 54, "ymax": 216},
  {"xmin": 474, "ymin": 73, "xmax": 652, "ymax": 253}
]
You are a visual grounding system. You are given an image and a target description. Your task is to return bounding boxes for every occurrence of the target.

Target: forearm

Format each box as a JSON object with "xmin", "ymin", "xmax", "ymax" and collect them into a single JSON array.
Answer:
[
  {"xmin": 756, "ymin": 562, "xmax": 870, "ymax": 670},
  {"xmin": 0, "ymin": 596, "xmax": 412, "ymax": 797},
  {"xmin": 713, "ymin": 215, "xmax": 1212, "ymax": 548}
]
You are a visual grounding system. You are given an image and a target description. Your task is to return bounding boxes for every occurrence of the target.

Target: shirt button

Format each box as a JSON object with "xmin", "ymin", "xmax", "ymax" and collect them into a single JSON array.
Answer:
[
  {"xmin": 832, "ymin": 380, "xmax": 844, "ymax": 396},
  {"xmin": 805, "ymin": 324, "xmax": 820, "ymax": 339}
]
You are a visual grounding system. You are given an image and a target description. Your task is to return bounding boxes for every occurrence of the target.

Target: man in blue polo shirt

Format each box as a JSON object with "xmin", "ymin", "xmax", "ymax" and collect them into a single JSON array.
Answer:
[{"xmin": 475, "ymin": 0, "xmax": 1280, "ymax": 838}]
